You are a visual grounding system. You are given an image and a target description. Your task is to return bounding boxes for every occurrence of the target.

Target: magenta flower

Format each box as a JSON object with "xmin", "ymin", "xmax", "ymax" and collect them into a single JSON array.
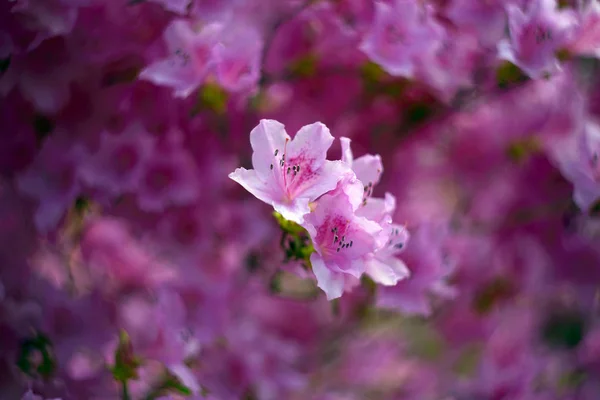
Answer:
[
  {"xmin": 359, "ymin": 0, "xmax": 444, "ymax": 78},
  {"xmin": 16, "ymin": 135, "xmax": 83, "ymax": 234},
  {"xmin": 229, "ymin": 119, "xmax": 349, "ymax": 224},
  {"xmin": 498, "ymin": 0, "xmax": 577, "ymax": 78},
  {"xmin": 137, "ymin": 132, "xmax": 200, "ymax": 212},
  {"xmin": 364, "ymin": 222, "xmax": 410, "ymax": 286},
  {"xmin": 213, "ymin": 24, "xmax": 263, "ymax": 93},
  {"xmin": 568, "ymin": 0, "xmax": 600, "ymax": 58},
  {"xmin": 79, "ymin": 122, "xmax": 155, "ymax": 197},
  {"xmin": 341, "ymin": 137, "xmax": 409, "ymax": 286},
  {"xmin": 303, "ymin": 187, "xmax": 383, "ymax": 300},
  {"xmin": 445, "ymin": 0, "xmax": 507, "ymax": 46},
  {"xmin": 550, "ymin": 121, "xmax": 600, "ymax": 211},
  {"xmin": 139, "ymin": 19, "xmax": 222, "ymax": 98},
  {"xmin": 10, "ymin": 0, "xmax": 76, "ymax": 50},
  {"xmin": 340, "ymin": 137, "xmax": 383, "ymax": 206}
]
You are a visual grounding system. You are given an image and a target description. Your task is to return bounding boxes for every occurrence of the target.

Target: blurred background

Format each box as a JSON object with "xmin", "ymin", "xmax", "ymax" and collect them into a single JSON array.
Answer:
[{"xmin": 2, "ymin": 0, "xmax": 600, "ymax": 399}]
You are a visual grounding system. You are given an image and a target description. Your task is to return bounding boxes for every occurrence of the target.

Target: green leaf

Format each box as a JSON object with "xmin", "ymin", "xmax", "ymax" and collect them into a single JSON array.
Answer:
[
  {"xmin": 191, "ymin": 83, "xmax": 229, "ymax": 115},
  {"xmin": 273, "ymin": 212, "xmax": 306, "ymax": 235},
  {"xmin": 506, "ymin": 137, "xmax": 542, "ymax": 163},
  {"xmin": 102, "ymin": 66, "xmax": 140, "ymax": 87},
  {"xmin": 111, "ymin": 330, "xmax": 141, "ymax": 382},
  {"xmin": 144, "ymin": 372, "xmax": 194, "ymax": 400},
  {"xmin": 496, "ymin": 61, "xmax": 529, "ymax": 89},
  {"xmin": 17, "ymin": 333, "xmax": 56, "ymax": 379},
  {"xmin": 0, "ymin": 57, "xmax": 10, "ymax": 74},
  {"xmin": 288, "ymin": 53, "xmax": 318, "ymax": 78},
  {"xmin": 541, "ymin": 310, "xmax": 586, "ymax": 350},
  {"xmin": 472, "ymin": 277, "xmax": 515, "ymax": 315},
  {"xmin": 33, "ymin": 115, "xmax": 54, "ymax": 146},
  {"xmin": 452, "ymin": 344, "xmax": 482, "ymax": 377},
  {"xmin": 557, "ymin": 369, "xmax": 587, "ymax": 391}
]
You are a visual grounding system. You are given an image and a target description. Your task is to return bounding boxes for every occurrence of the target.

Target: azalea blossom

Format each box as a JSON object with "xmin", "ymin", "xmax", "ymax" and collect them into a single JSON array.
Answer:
[
  {"xmin": 139, "ymin": 19, "xmax": 223, "ymax": 98},
  {"xmin": 303, "ymin": 186, "xmax": 384, "ymax": 300},
  {"xmin": 498, "ymin": 0, "xmax": 578, "ymax": 78},
  {"xmin": 229, "ymin": 119, "xmax": 349, "ymax": 224},
  {"xmin": 341, "ymin": 137, "xmax": 409, "ymax": 286},
  {"xmin": 360, "ymin": 0, "xmax": 445, "ymax": 78}
]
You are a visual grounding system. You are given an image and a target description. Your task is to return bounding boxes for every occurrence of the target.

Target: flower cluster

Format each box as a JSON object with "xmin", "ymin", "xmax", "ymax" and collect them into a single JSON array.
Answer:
[{"xmin": 230, "ymin": 119, "xmax": 409, "ymax": 299}]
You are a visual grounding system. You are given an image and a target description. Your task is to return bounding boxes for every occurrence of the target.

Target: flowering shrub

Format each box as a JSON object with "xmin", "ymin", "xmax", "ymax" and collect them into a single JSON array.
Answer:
[{"xmin": 1, "ymin": 0, "xmax": 600, "ymax": 399}]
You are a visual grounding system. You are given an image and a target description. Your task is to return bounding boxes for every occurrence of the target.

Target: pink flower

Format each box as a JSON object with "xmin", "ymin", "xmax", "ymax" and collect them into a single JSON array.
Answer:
[
  {"xmin": 80, "ymin": 217, "xmax": 178, "ymax": 291},
  {"xmin": 140, "ymin": 19, "xmax": 222, "ymax": 98},
  {"xmin": 11, "ymin": 0, "xmax": 81, "ymax": 51},
  {"xmin": 568, "ymin": 0, "xmax": 600, "ymax": 58},
  {"xmin": 445, "ymin": 0, "xmax": 507, "ymax": 46},
  {"xmin": 498, "ymin": 0, "xmax": 578, "ymax": 78},
  {"xmin": 359, "ymin": 0, "xmax": 444, "ymax": 78},
  {"xmin": 0, "ymin": 38, "xmax": 75, "ymax": 114},
  {"xmin": 79, "ymin": 122, "xmax": 155, "ymax": 197},
  {"xmin": 303, "ymin": 187, "xmax": 383, "ymax": 300},
  {"xmin": 341, "ymin": 138, "xmax": 409, "ymax": 286},
  {"xmin": 549, "ymin": 121, "xmax": 600, "ymax": 211},
  {"xmin": 340, "ymin": 137, "xmax": 383, "ymax": 205},
  {"xmin": 16, "ymin": 135, "xmax": 83, "ymax": 234},
  {"xmin": 365, "ymin": 221, "xmax": 410, "ymax": 286},
  {"xmin": 137, "ymin": 134, "xmax": 200, "ymax": 212},
  {"xmin": 376, "ymin": 222, "xmax": 455, "ymax": 316},
  {"xmin": 229, "ymin": 119, "xmax": 349, "ymax": 224},
  {"xmin": 213, "ymin": 24, "xmax": 263, "ymax": 93}
]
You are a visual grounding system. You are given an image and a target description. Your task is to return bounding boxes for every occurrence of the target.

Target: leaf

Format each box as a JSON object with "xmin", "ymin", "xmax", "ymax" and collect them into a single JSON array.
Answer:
[
  {"xmin": 17, "ymin": 333, "xmax": 56, "ymax": 379},
  {"xmin": 111, "ymin": 330, "xmax": 141, "ymax": 382},
  {"xmin": 273, "ymin": 212, "xmax": 306, "ymax": 235},
  {"xmin": 541, "ymin": 310, "xmax": 587, "ymax": 350},
  {"xmin": 496, "ymin": 61, "xmax": 529, "ymax": 89},
  {"xmin": 288, "ymin": 53, "xmax": 318, "ymax": 78}
]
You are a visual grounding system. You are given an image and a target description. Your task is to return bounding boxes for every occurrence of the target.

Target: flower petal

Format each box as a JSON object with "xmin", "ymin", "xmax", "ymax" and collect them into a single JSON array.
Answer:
[
  {"xmin": 340, "ymin": 137, "xmax": 353, "ymax": 165},
  {"xmin": 287, "ymin": 122, "xmax": 334, "ymax": 172},
  {"xmin": 139, "ymin": 59, "xmax": 202, "ymax": 98},
  {"xmin": 250, "ymin": 119, "xmax": 290, "ymax": 178},
  {"xmin": 272, "ymin": 197, "xmax": 311, "ymax": 225},
  {"xmin": 366, "ymin": 256, "xmax": 410, "ymax": 286},
  {"xmin": 229, "ymin": 168, "xmax": 280, "ymax": 206},
  {"xmin": 310, "ymin": 253, "xmax": 344, "ymax": 300},
  {"xmin": 293, "ymin": 160, "xmax": 350, "ymax": 201},
  {"xmin": 353, "ymin": 154, "xmax": 383, "ymax": 187}
]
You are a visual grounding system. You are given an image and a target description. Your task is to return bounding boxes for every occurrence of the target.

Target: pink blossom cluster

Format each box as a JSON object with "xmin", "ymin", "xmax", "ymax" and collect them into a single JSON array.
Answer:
[
  {"xmin": 1, "ymin": 0, "xmax": 600, "ymax": 399},
  {"xmin": 230, "ymin": 119, "xmax": 410, "ymax": 300}
]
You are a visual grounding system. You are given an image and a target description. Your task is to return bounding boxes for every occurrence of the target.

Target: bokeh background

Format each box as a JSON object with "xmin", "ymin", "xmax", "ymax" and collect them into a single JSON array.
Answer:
[{"xmin": 2, "ymin": 0, "xmax": 600, "ymax": 399}]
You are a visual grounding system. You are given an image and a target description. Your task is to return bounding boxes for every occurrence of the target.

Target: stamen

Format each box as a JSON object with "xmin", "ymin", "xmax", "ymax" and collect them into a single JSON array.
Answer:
[
  {"xmin": 270, "ymin": 164, "xmax": 273, "ymax": 170},
  {"xmin": 274, "ymin": 149, "xmax": 279, "ymax": 156}
]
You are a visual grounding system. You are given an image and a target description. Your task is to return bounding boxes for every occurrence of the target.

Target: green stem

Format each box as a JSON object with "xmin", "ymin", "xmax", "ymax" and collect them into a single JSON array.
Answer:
[{"xmin": 122, "ymin": 381, "xmax": 131, "ymax": 400}]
